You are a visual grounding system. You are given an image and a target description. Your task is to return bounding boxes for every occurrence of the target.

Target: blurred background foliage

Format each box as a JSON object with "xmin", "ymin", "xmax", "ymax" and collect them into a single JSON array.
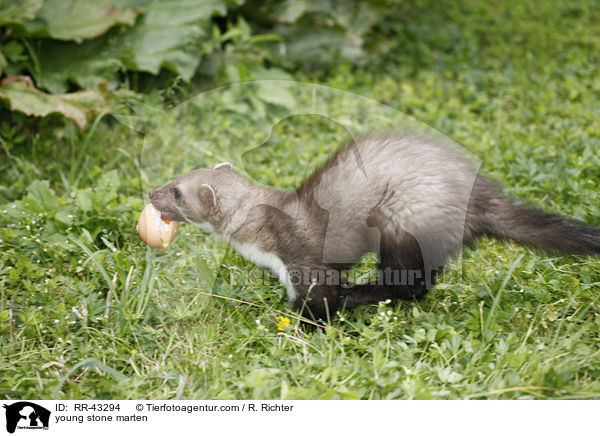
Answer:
[
  {"xmin": 0, "ymin": 0, "xmax": 407, "ymax": 126},
  {"xmin": 2, "ymin": 0, "xmax": 598, "ymax": 128}
]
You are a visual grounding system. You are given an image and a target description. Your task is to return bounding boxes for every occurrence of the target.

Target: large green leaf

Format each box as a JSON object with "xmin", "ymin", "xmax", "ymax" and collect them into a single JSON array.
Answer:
[
  {"xmin": 121, "ymin": 17, "xmax": 204, "ymax": 79},
  {"xmin": 121, "ymin": 0, "xmax": 227, "ymax": 79},
  {"xmin": 30, "ymin": 0, "xmax": 229, "ymax": 91},
  {"xmin": 271, "ymin": 0, "xmax": 307, "ymax": 23},
  {"xmin": 22, "ymin": 0, "xmax": 137, "ymax": 41},
  {"xmin": 0, "ymin": 76, "xmax": 112, "ymax": 129},
  {"xmin": 0, "ymin": 0, "xmax": 43, "ymax": 25},
  {"xmin": 36, "ymin": 32, "xmax": 125, "ymax": 93}
]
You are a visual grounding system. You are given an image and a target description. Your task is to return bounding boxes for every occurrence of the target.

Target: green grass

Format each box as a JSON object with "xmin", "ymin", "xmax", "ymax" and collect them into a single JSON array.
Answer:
[{"xmin": 1, "ymin": 0, "xmax": 600, "ymax": 399}]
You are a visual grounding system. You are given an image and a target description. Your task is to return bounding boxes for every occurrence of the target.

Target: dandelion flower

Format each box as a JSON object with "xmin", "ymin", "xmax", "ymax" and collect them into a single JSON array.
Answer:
[{"xmin": 277, "ymin": 316, "xmax": 290, "ymax": 331}]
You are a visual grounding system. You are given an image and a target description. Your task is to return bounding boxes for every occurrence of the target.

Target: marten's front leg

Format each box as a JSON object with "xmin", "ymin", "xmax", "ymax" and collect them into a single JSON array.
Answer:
[
  {"xmin": 288, "ymin": 264, "xmax": 342, "ymax": 322},
  {"xmin": 292, "ymin": 285, "xmax": 340, "ymax": 323}
]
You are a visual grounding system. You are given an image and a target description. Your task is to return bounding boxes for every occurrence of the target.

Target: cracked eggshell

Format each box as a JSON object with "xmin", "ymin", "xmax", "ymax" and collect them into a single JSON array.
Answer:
[{"xmin": 137, "ymin": 203, "xmax": 179, "ymax": 249}]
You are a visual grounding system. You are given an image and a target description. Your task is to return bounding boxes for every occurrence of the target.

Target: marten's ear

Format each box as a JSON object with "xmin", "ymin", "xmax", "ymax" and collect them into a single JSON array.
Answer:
[
  {"xmin": 213, "ymin": 162, "xmax": 233, "ymax": 170},
  {"xmin": 199, "ymin": 184, "xmax": 217, "ymax": 214}
]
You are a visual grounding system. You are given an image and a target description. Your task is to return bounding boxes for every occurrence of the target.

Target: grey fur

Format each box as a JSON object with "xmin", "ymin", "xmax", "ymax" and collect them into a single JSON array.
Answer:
[{"xmin": 149, "ymin": 131, "xmax": 600, "ymax": 322}]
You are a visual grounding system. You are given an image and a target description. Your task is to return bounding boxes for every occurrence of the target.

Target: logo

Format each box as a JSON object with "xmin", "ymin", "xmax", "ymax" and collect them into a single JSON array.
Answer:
[{"xmin": 3, "ymin": 402, "xmax": 50, "ymax": 434}]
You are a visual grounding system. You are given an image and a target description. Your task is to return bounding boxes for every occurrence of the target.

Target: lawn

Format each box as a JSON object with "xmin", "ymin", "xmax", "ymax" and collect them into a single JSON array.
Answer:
[{"xmin": 1, "ymin": 0, "xmax": 600, "ymax": 399}]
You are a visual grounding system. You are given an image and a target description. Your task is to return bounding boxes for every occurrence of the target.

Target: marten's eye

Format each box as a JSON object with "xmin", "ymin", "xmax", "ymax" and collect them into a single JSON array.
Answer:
[{"xmin": 173, "ymin": 188, "xmax": 181, "ymax": 199}]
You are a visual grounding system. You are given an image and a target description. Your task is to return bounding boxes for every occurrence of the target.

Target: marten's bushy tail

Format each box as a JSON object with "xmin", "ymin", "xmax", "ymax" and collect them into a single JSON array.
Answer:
[{"xmin": 468, "ymin": 175, "xmax": 600, "ymax": 256}]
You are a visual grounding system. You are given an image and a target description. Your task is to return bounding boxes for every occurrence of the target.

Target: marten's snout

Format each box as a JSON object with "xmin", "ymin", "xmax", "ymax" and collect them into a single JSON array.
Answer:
[
  {"xmin": 147, "ymin": 185, "xmax": 185, "ymax": 223},
  {"xmin": 148, "ymin": 187, "xmax": 166, "ymax": 210}
]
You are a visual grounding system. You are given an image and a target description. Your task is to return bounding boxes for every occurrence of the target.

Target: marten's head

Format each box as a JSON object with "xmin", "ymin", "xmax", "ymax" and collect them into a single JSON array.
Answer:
[{"xmin": 149, "ymin": 162, "xmax": 242, "ymax": 231}]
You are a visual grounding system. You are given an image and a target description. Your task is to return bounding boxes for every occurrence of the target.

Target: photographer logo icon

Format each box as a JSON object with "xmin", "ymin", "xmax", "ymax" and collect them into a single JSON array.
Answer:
[{"xmin": 3, "ymin": 402, "xmax": 50, "ymax": 434}]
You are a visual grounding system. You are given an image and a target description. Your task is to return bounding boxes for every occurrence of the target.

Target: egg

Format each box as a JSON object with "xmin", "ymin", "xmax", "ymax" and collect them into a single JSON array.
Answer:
[{"xmin": 137, "ymin": 203, "xmax": 179, "ymax": 249}]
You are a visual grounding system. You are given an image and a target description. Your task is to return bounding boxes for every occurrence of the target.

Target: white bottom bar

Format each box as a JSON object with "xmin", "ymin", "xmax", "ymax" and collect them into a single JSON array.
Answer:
[{"xmin": 1, "ymin": 400, "xmax": 597, "ymax": 436}]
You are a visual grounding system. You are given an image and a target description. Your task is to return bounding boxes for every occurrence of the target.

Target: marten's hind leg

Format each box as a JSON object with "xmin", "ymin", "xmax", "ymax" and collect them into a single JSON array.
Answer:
[{"xmin": 338, "ymin": 225, "xmax": 433, "ymax": 309}]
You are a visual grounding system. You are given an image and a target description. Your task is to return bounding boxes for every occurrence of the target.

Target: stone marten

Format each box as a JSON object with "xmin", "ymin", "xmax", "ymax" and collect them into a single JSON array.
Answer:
[{"xmin": 149, "ymin": 132, "xmax": 600, "ymax": 322}]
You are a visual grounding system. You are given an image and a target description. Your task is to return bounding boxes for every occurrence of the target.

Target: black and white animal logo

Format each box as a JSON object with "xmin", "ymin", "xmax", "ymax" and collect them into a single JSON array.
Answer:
[{"xmin": 3, "ymin": 402, "xmax": 50, "ymax": 434}]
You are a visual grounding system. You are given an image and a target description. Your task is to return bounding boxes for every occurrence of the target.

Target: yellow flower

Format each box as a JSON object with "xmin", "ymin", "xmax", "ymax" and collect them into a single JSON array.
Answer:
[{"xmin": 277, "ymin": 316, "xmax": 290, "ymax": 331}]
